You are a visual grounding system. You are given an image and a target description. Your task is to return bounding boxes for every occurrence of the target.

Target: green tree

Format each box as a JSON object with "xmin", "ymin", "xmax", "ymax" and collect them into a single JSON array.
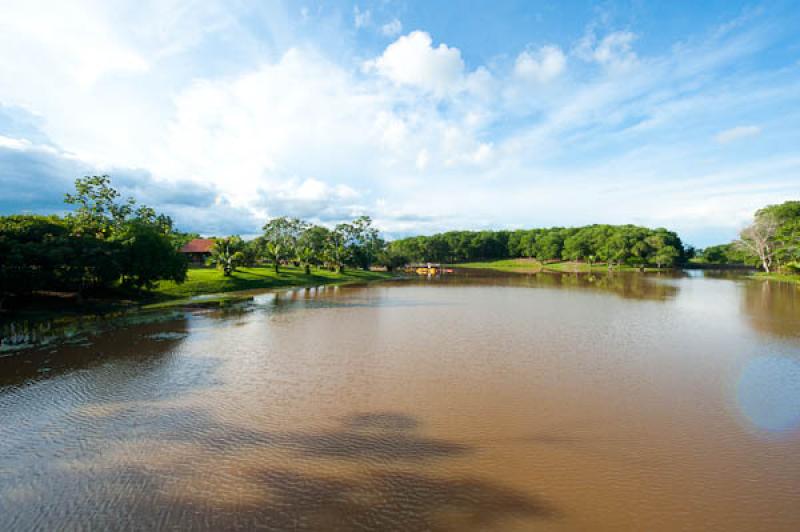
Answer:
[
  {"xmin": 262, "ymin": 217, "xmax": 306, "ymax": 273},
  {"xmin": 652, "ymin": 245, "xmax": 679, "ymax": 269},
  {"xmin": 0, "ymin": 215, "xmax": 69, "ymax": 307},
  {"xmin": 209, "ymin": 236, "xmax": 245, "ymax": 276},
  {"xmin": 117, "ymin": 221, "xmax": 187, "ymax": 288},
  {"xmin": 64, "ymin": 175, "xmax": 134, "ymax": 238},
  {"xmin": 326, "ymin": 225, "xmax": 348, "ymax": 273}
]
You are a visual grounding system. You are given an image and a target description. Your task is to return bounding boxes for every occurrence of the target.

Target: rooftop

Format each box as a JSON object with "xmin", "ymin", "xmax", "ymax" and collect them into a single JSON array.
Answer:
[{"xmin": 179, "ymin": 238, "xmax": 215, "ymax": 253}]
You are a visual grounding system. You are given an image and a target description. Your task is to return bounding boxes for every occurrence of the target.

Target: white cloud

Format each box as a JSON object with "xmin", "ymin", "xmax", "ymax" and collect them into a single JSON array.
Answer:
[
  {"xmin": 353, "ymin": 5, "xmax": 371, "ymax": 29},
  {"xmin": 514, "ymin": 45, "xmax": 566, "ymax": 83},
  {"xmin": 576, "ymin": 30, "xmax": 638, "ymax": 70},
  {"xmin": 715, "ymin": 125, "xmax": 762, "ymax": 144},
  {"xmin": 1, "ymin": 4, "xmax": 797, "ymax": 245},
  {"xmin": 365, "ymin": 31, "xmax": 465, "ymax": 94},
  {"xmin": 381, "ymin": 19, "xmax": 403, "ymax": 37},
  {"xmin": 0, "ymin": 1, "xmax": 149, "ymax": 90},
  {"xmin": 0, "ymin": 135, "xmax": 32, "ymax": 151},
  {"xmin": 416, "ymin": 149, "xmax": 429, "ymax": 170}
]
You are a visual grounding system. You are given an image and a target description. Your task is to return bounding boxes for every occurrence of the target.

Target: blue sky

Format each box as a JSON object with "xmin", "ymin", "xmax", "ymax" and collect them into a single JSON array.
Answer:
[{"xmin": 1, "ymin": 0, "xmax": 798, "ymax": 246}]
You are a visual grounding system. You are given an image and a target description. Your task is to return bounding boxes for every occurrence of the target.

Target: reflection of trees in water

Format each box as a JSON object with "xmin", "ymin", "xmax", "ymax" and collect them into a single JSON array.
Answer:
[
  {"xmin": 442, "ymin": 270, "xmax": 680, "ymax": 301},
  {"xmin": 741, "ymin": 280, "xmax": 800, "ymax": 338},
  {"xmin": 536, "ymin": 272, "xmax": 679, "ymax": 301},
  {"xmin": 0, "ymin": 409, "xmax": 558, "ymax": 531},
  {"xmin": 0, "ymin": 318, "xmax": 192, "ymax": 389}
]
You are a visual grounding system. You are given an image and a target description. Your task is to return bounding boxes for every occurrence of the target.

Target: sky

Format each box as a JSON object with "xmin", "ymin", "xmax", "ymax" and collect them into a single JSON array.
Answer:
[{"xmin": 1, "ymin": 0, "xmax": 799, "ymax": 247}]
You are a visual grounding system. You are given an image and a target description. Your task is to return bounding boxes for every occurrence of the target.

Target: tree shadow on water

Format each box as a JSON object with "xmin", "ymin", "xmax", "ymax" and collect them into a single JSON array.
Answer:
[
  {"xmin": 1, "ymin": 409, "xmax": 560, "ymax": 531},
  {"xmin": 236, "ymin": 467, "xmax": 556, "ymax": 531}
]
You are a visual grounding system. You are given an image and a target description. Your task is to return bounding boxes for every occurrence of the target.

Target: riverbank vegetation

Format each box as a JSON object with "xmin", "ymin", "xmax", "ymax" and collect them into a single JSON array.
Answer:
[
  {"xmin": 153, "ymin": 266, "xmax": 392, "ymax": 299},
  {"xmin": 0, "ymin": 176, "xmax": 397, "ymax": 316},
  {"xmin": 454, "ymin": 258, "xmax": 669, "ymax": 273},
  {"xmin": 389, "ymin": 225, "xmax": 688, "ymax": 269},
  {"xmin": 693, "ymin": 201, "xmax": 799, "ymax": 282},
  {"xmin": 1, "ymin": 176, "xmax": 191, "ymax": 311}
]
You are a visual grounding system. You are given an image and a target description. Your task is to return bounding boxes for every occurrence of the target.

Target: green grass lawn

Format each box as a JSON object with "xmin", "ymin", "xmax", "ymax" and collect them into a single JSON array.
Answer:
[
  {"xmin": 152, "ymin": 266, "xmax": 395, "ymax": 299},
  {"xmin": 452, "ymin": 258, "xmax": 665, "ymax": 273}
]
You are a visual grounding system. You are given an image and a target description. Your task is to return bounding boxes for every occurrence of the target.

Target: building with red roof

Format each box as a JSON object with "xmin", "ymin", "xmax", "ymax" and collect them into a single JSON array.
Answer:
[{"xmin": 179, "ymin": 238, "xmax": 215, "ymax": 263}]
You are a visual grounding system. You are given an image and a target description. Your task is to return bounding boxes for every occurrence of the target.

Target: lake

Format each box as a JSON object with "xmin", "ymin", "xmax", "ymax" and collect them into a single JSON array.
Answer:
[{"xmin": 1, "ymin": 271, "xmax": 799, "ymax": 531}]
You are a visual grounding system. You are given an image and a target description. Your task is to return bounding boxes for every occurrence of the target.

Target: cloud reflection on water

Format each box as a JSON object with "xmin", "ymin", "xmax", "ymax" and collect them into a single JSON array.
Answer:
[{"xmin": 736, "ymin": 356, "xmax": 800, "ymax": 434}]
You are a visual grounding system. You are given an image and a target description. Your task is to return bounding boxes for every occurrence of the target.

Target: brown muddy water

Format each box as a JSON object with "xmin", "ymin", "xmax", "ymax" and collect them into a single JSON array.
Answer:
[{"xmin": 1, "ymin": 271, "xmax": 799, "ymax": 531}]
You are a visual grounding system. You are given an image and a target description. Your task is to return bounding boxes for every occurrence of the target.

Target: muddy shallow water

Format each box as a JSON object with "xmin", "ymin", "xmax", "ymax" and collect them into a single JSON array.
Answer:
[{"xmin": 1, "ymin": 271, "xmax": 799, "ymax": 531}]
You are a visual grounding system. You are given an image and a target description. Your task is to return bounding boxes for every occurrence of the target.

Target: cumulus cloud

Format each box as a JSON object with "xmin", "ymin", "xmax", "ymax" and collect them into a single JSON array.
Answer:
[
  {"xmin": 715, "ymin": 125, "xmax": 761, "ymax": 144},
  {"xmin": 513, "ymin": 45, "xmax": 566, "ymax": 83},
  {"xmin": 0, "ymin": 1, "xmax": 149, "ymax": 90},
  {"xmin": 1, "ymin": 4, "xmax": 798, "ymax": 245},
  {"xmin": 365, "ymin": 31, "xmax": 465, "ymax": 94},
  {"xmin": 0, "ymin": 134, "xmax": 257, "ymax": 235},
  {"xmin": 257, "ymin": 178, "xmax": 364, "ymax": 222}
]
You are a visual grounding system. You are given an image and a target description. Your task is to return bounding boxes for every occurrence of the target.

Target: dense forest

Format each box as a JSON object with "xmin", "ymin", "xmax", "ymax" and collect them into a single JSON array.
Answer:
[{"xmin": 389, "ymin": 225, "xmax": 688, "ymax": 268}]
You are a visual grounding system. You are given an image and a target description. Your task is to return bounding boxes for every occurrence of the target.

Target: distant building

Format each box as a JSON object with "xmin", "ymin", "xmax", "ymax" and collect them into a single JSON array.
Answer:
[{"xmin": 179, "ymin": 238, "xmax": 215, "ymax": 264}]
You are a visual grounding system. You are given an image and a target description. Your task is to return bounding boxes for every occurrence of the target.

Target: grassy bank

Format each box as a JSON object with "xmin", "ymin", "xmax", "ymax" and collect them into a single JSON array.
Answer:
[
  {"xmin": 2, "ymin": 267, "xmax": 396, "ymax": 323},
  {"xmin": 152, "ymin": 266, "xmax": 394, "ymax": 299},
  {"xmin": 453, "ymin": 258, "xmax": 668, "ymax": 273},
  {"xmin": 750, "ymin": 272, "xmax": 800, "ymax": 284}
]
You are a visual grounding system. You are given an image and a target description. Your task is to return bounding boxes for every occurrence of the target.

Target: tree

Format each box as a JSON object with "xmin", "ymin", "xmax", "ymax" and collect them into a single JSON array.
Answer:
[
  {"xmin": 298, "ymin": 225, "xmax": 330, "ymax": 267},
  {"xmin": 376, "ymin": 247, "xmax": 408, "ymax": 271},
  {"xmin": 117, "ymin": 221, "xmax": 188, "ymax": 288},
  {"xmin": 262, "ymin": 217, "xmax": 307, "ymax": 273},
  {"xmin": 536, "ymin": 231, "xmax": 563, "ymax": 261},
  {"xmin": 296, "ymin": 245, "xmax": 315, "ymax": 275},
  {"xmin": 562, "ymin": 231, "xmax": 591, "ymax": 262},
  {"xmin": 737, "ymin": 214, "xmax": 780, "ymax": 272},
  {"xmin": 606, "ymin": 233, "xmax": 630, "ymax": 269},
  {"xmin": 241, "ymin": 237, "xmax": 265, "ymax": 267},
  {"xmin": 112, "ymin": 205, "xmax": 188, "ymax": 288},
  {"xmin": 209, "ymin": 237, "xmax": 245, "ymax": 276},
  {"xmin": 64, "ymin": 175, "xmax": 134, "ymax": 239},
  {"xmin": 652, "ymin": 245, "xmax": 679, "ymax": 269},
  {"xmin": 346, "ymin": 216, "xmax": 384, "ymax": 270},
  {"xmin": 775, "ymin": 219, "xmax": 800, "ymax": 267},
  {"xmin": 0, "ymin": 215, "xmax": 70, "ymax": 307},
  {"xmin": 62, "ymin": 175, "xmax": 188, "ymax": 290},
  {"xmin": 326, "ymin": 225, "xmax": 348, "ymax": 273}
]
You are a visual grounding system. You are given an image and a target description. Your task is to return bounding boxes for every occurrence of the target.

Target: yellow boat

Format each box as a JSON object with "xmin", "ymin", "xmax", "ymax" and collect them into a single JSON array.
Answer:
[{"xmin": 408, "ymin": 263, "xmax": 444, "ymax": 275}]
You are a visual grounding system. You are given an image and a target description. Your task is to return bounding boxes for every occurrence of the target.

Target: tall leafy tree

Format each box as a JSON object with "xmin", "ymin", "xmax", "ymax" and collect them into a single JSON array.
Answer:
[{"xmin": 262, "ymin": 217, "xmax": 307, "ymax": 273}]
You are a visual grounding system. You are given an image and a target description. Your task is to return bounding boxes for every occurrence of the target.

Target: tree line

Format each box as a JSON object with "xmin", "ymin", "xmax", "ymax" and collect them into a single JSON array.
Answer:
[
  {"xmin": 207, "ymin": 215, "xmax": 387, "ymax": 276},
  {"xmin": 696, "ymin": 201, "xmax": 800, "ymax": 272},
  {"xmin": 388, "ymin": 225, "xmax": 688, "ymax": 268}
]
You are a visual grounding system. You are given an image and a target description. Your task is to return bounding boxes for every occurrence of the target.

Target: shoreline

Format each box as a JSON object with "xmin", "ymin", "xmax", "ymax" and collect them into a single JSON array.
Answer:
[
  {"xmin": 750, "ymin": 272, "xmax": 800, "ymax": 284},
  {"xmin": 1, "ymin": 267, "xmax": 398, "ymax": 352},
  {"xmin": 450, "ymin": 259, "xmax": 677, "ymax": 274},
  {"xmin": 451, "ymin": 259, "xmax": 800, "ymax": 284}
]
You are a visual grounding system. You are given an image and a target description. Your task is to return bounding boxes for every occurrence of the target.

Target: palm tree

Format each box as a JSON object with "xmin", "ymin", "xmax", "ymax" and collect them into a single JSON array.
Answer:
[
  {"xmin": 297, "ymin": 246, "xmax": 315, "ymax": 275},
  {"xmin": 265, "ymin": 241, "xmax": 283, "ymax": 273},
  {"xmin": 209, "ymin": 237, "xmax": 244, "ymax": 276}
]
